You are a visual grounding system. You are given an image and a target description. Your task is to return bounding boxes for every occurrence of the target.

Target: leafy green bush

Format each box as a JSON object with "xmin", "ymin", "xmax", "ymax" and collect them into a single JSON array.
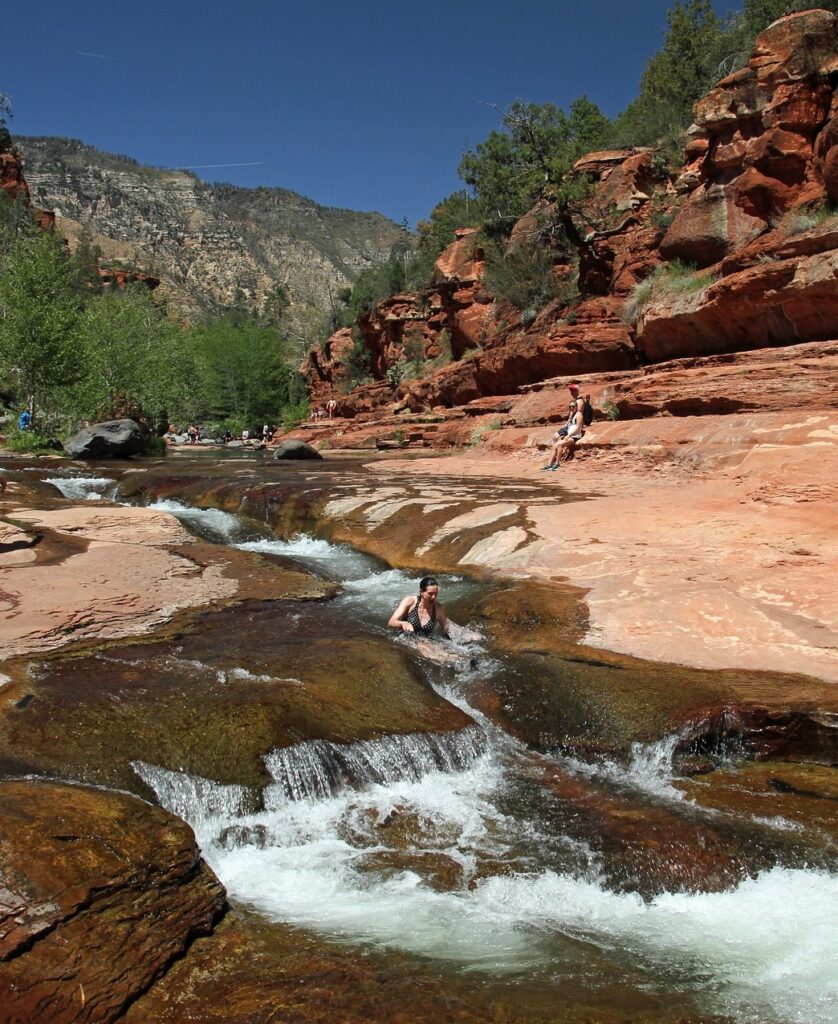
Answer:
[
  {"xmin": 281, "ymin": 399, "xmax": 309, "ymax": 432},
  {"xmin": 386, "ymin": 360, "xmax": 407, "ymax": 389},
  {"xmin": 2, "ymin": 428, "xmax": 59, "ymax": 453},
  {"xmin": 482, "ymin": 237, "xmax": 567, "ymax": 311}
]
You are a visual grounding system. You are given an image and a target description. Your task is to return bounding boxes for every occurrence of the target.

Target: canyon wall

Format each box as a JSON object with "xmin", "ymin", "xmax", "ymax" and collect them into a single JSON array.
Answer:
[
  {"xmin": 302, "ymin": 10, "xmax": 838, "ymax": 423},
  {"xmin": 15, "ymin": 136, "xmax": 404, "ymax": 317}
]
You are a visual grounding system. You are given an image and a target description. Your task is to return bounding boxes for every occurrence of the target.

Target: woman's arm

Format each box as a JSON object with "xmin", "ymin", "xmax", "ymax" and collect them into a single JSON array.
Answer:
[
  {"xmin": 436, "ymin": 604, "xmax": 450, "ymax": 637},
  {"xmin": 388, "ymin": 596, "xmax": 416, "ymax": 632}
]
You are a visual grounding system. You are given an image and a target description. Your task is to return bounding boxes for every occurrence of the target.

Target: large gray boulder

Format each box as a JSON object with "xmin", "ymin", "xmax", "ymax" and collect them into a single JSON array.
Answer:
[
  {"xmin": 65, "ymin": 419, "xmax": 146, "ymax": 459},
  {"xmin": 273, "ymin": 440, "xmax": 323, "ymax": 461}
]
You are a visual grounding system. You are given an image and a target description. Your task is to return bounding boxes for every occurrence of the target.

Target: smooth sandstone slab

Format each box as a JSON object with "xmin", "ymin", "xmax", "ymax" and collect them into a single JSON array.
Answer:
[{"xmin": 0, "ymin": 779, "xmax": 225, "ymax": 1024}]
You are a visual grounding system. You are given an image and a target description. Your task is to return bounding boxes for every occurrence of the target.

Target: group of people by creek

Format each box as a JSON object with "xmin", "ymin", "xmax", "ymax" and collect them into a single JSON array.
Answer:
[{"xmin": 310, "ymin": 399, "xmax": 338, "ymax": 422}]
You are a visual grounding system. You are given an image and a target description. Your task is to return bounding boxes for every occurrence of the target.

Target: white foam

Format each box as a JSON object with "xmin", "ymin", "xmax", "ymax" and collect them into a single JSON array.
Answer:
[
  {"xmin": 45, "ymin": 476, "xmax": 116, "ymax": 501},
  {"xmin": 150, "ymin": 499, "xmax": 242, "ymax": 541}
]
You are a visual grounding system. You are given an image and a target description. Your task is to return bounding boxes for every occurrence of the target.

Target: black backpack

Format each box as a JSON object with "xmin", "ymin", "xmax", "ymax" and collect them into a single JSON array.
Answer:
[{"xmin": 581, "ymin": 395, "xmax": 594, "ymax": 427}]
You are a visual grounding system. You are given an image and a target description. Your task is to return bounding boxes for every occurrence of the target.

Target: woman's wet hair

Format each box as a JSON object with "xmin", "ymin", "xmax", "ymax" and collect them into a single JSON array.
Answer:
[{"xmin": 419, "ymin": 576, "xmax": 438, "ymax": 592}]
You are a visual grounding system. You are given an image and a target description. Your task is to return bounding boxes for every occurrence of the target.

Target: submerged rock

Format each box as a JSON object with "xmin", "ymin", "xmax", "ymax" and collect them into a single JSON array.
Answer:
[
  {"xmin": 65, "ymin": 418, "xmax": 146, "ymax": 459},
  {"xmin": 0, "ymin": 779, "xmax": 225, "ymax": 1024}
]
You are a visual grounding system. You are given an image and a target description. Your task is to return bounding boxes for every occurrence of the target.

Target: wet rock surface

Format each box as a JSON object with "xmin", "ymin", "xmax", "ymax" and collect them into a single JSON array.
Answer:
[
  {"xmin": 0, "ymin": 779, "xmax": 225, "ymax": 1024},
  {"xmin": 0, "ymin": 600, "xmax": 473, "ymax": 799},
  {"xmin": 120, "ymin": 909, "xmax": 731, "ymax": 1024}
]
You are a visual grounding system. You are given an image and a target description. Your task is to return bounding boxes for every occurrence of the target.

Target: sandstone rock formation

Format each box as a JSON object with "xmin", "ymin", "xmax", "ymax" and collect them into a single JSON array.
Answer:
[
  {"xmin": 0, "ymin": 779, "xmax": 225, "ymax": 1024},
  {"xmin": 302, "ymin": 11, "xmax": 838, "ymax": 425}
]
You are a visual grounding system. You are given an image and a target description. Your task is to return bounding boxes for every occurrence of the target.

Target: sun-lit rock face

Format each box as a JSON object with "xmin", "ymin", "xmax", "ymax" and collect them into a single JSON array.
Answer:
[
  {"xmin": 662, "ymin": 9, "xmax": 838, "ymax": 266},
  {"xmin": 302, "ymin": 10, "xmax": 838, "ymax": 441},
  {"xmin": 0, "ymin": 779, "xmax": 226, "ymax": 1024}
]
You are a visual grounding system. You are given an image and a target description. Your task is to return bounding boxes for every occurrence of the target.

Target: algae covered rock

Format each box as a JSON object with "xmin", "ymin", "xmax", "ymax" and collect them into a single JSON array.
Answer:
[{"xmin": 0, "ymin": 779, "xmax": 225, "ymax": 1024}]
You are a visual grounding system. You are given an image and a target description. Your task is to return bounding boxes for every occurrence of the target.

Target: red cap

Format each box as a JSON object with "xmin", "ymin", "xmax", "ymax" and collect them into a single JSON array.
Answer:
[{"xmin": 568, "ymin": 381, "xmax": 580, "ymax": 390}]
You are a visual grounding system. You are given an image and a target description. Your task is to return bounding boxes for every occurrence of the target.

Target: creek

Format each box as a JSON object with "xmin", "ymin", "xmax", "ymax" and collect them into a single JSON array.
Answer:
[{"xmin": 8, "ymin": 455, "xmax": 838, "ymax": 1023}]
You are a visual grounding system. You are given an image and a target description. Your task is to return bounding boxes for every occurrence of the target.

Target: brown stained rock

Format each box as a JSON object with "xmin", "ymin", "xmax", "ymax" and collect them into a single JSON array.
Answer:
[
  {"xmin": 677, "ymin": 763, "xmax": 838, "ymax": 846},
  {"xmin": 122, "ymin": 908, "xmax": 718, "ymax": 1024},
  {"xmin": 815, "ymin": 113, "xmax": 838, "ymax": 202},
  {"xmin": 0, "ymin": 601, "xmax": 473, "ymax": 797},
  {"xmin": 355, "ymin": 849, "xmax": 465, "ymax": 891},
  {"xmin": 659, "ymin": 183, "xmax": 768, "ymax": 267},
  {"xmin": 0, "ymin": 151, "xmax": 29, "ymax": 204},
  {"xmin": 0, "ymin": 779, "xmax": 225, "ymax": 1024},
  {"xmin": 537, "ymin": 763, "xmax": 824, "ymax": 898},
  {"xmin": 749, "ymin": 9, "xmax": 838, "ymax": 85}
]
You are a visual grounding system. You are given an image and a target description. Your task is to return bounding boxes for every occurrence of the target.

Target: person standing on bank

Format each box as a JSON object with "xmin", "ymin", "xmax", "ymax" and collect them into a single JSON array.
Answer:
[{"xmin": 389, "ymin": 576, "xmax": 450, "ymax": 637}]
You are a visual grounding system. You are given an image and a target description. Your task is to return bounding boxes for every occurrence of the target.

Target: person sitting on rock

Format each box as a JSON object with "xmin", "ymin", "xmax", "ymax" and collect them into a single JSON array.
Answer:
[{"xmin": 542, "ymin": 382, "xmax": 585, "ymax": 471}]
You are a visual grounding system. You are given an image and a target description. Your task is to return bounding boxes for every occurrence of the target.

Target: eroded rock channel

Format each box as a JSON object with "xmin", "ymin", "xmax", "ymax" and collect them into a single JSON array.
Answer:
[{"xmin": 1, "ymin": 451, "xmax": 837, "ymax": 1024}]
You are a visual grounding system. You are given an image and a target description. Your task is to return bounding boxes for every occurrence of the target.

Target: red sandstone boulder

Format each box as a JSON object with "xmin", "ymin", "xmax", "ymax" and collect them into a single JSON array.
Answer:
[
  {"xmin": 0, "ymin": 150, "xmax": 29, "ymax": 204},
  {"xmin": 433, "ymin": 227, "xmax": 483, "ymax": 284},
  {"xmin": 665, "ymin": 11, "xmax": 837, "ymax": 267},
  {"xmin": 660, "ymin": 182, "xmax": 768, "ymax": 266},
  {"xmin": 0, "ymin": 780, "xmax": 225, "ymax": 1024}
]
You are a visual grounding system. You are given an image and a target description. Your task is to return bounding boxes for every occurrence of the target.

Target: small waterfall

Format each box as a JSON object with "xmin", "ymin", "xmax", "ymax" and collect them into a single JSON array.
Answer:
[
  {"xmin": 46, "ymin": 476, "xmax": 117, "ymax": 501},
  {"xmin": 132, "ymin": 759, "xmax": 253, "ymax": 826},
  {"xmin": 264, "ymin": 725, "xmax": 488, "ymax": 805},
  {"xmin": 149, "ymin": 499, "xmax": 244, "ymax": 542}
]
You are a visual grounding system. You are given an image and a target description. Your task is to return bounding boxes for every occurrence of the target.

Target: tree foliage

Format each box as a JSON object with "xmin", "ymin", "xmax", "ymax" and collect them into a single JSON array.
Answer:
[
  {"xmin": 0, "ymin": 204, "xmax": 315, "ymax": 436},
  {"xmin": 0, "ymin": 226, "xmax": 80, "ymax": 425},
  {"xmin": 458, "ymin": 96, "xmax": 612, "ymax": 226}
]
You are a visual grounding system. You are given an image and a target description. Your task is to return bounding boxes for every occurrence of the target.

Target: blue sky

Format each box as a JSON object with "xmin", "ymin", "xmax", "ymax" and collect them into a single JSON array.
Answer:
[{"xmin": 3, "ymin": 0, "xmax": 740, "ymax": 226}]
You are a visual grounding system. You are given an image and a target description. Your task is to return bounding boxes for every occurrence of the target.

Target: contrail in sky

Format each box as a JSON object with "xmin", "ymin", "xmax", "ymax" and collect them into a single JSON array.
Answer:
[
  {"xmin": 179, "ymin": 162, "xmax": 264, "ymax": 169},
  {"xmin": 75, "ymin": 51, "xmax": 117, "ymax": 60}
]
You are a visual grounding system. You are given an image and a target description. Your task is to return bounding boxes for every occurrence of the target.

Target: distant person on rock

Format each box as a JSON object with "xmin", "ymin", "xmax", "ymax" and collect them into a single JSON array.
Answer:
[
  {"xmin": 262, "ymin": 423, "xmax": 271, "ymax": 443},
  {"xmin": 542, "ymin": 382, "xmax": 590, "ymax": 471},
  {"xmin": 326, "ymin": 399, "xmax": 337, "ymax": 419},
  {"xmin": 389, "ymin": 576, "xmax": 481, "ymax": 643}
]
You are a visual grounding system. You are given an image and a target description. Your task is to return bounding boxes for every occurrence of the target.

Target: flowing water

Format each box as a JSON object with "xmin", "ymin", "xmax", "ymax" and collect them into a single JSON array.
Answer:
[
  {"xmin": 123, "ymin": 499, "xmax": 838, "ymax": 1024},
  {"xmin": 45, "ymin": 473, "xmax": 119, "ymax": 501},
  {"xmin": 7, "ymin": 460, "xmax": 838, "ymax": 1023}
]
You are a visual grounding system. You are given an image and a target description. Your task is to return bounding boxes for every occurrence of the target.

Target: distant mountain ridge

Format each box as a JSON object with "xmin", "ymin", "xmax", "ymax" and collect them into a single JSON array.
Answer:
[{"xmin": 15, "ymin": 135, "xmax": 404, "ymax": 318}]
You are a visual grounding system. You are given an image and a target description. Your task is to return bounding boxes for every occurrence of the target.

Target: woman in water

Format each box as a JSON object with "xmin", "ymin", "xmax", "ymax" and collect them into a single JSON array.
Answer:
[{"xmin": 389, "ymin": 576, "xmax": 450, "ymax": 637}]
